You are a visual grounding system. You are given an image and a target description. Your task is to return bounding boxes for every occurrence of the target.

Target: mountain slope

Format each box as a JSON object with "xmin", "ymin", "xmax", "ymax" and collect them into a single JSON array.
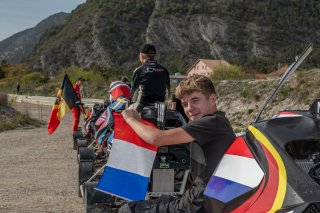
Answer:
[
  {"xmin": 0, "ymin": 12, "xmax": 68, "ymax": 64},
  {"xmin": 24, "ymin": 0, "xmax": 320, "ymax": 75},
  {"xmin": 217, "ymin": 68, "xmax": 320, "ymax": 130},
  {"xmin": 25, "ymin": 1, "xmax": 155, "ymax": 76}
]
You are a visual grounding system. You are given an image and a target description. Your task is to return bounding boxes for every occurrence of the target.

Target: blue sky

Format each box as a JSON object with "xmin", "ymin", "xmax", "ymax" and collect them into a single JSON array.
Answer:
[{"xmin": 0, "ymin": 0, "xmax": 86, "ymax": 42}]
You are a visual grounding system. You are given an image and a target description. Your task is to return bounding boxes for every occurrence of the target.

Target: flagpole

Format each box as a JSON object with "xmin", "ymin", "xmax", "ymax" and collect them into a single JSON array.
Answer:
[{"xmin": 86, "ymin": 163, "xmax": 108, "ymax": 183}]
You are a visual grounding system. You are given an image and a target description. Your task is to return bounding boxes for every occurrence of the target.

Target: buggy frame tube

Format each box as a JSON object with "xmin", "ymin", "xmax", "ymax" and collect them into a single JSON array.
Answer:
[{"xmin": 255, "ymin": 43, "xmax": 313, "ymax": 122}]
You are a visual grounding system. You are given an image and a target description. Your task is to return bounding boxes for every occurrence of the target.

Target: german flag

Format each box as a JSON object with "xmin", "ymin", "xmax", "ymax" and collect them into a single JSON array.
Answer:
[{"xmin": 47, "ymin": 74, "xmax": 80, "ymax": 135}]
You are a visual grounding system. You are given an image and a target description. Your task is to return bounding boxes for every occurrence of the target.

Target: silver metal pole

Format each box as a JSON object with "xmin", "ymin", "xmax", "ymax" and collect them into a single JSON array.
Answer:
[{"xmin": 86, "ymin": 163, "xmax": 108, "ymax": 183}]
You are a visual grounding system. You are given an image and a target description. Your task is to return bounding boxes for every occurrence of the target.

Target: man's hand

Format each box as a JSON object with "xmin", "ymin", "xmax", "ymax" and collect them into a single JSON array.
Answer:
[
  {"xmin": 122, "ymin": 109, "xmax": 141, "ymax": 122},
  {"xmin": 79, "ymin": 104, "xmax": 85, "ymax": 114}
]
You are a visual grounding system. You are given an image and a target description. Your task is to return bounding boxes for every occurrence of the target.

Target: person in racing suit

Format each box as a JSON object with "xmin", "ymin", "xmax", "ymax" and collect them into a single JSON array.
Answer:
[
  {"xmin": 71, "ymin": 77, "xmax": 85, "ymax": 134},
  {"xmin": 119, "ymin": 75, "xmax": 236, "ymax": 213},
  {"xmin": 130, "ymin": 43, "xmax": 170, "ymax": 111},
  {"xmin": 94, "ymin": 79, "xmax": 131, "ymax": 158}
]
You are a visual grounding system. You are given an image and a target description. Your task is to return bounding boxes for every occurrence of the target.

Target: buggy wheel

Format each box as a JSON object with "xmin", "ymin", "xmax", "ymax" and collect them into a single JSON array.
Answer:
[
  {"xmin": 78, "ymin": 161, "xmax": 93, "ymax": 197},
  {"xmin": 73, "ymin": 131, "xmax": 83, "ymax": 150},
  {"xmin": 84, "ymin": 182, "xmax": 114, "ymax": 213},
  {"xmin": 77, "ymin": 138, "xmax": 88, "ymax": 148},
  {"xmin": 79, "ymin": 147, "xmax": 95, "ymax": 162},
  {"xmin": 77, "ymin": 138, "xmax": 88, "ymax": 154}
]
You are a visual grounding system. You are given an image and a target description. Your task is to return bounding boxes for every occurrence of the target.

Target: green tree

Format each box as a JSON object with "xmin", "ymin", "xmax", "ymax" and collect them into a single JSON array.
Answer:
[
  {"xmin": 21, "ymin": 72, "xmax": 48, "ymax": 87},
  {"xmin": 211, "ymin": 65, "xmax": 246, "ymax": 80},
  {"xmin": 0, "ymin": 67, "xmax": 5, "ymax": 79}
]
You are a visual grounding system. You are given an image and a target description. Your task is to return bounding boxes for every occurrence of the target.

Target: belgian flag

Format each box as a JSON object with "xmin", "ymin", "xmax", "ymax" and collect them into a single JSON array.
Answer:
[{"xmin": 47, "ymin": 74, "xmax": 80, "ymax": 135}]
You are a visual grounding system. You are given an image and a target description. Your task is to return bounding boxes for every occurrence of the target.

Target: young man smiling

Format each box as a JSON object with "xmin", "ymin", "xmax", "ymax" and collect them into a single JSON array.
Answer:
[{"xmin": 119, "ymin": 75, "xmax": 236, "ymax": 213}]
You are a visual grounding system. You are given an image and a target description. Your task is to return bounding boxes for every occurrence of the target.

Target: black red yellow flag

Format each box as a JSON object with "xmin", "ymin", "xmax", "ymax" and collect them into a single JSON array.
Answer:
[{"xmin": 47, "ymin": 74, "xmax": 80, "ymax": 135}]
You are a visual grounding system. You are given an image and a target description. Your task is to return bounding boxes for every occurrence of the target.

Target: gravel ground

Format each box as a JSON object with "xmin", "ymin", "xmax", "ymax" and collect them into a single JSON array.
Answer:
[{"xmin": 0, "ymin": 102, "xmax": 84, "ymax": 213}]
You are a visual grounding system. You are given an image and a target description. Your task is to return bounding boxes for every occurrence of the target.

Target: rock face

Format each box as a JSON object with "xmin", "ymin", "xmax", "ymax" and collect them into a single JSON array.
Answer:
[
  {"xmin": 0, "ymin": 12, "xmax": 69, "ymax": 64},
  {"xmin": 17, "ymin": 0, "xmax": 320, "ymax": 75}
]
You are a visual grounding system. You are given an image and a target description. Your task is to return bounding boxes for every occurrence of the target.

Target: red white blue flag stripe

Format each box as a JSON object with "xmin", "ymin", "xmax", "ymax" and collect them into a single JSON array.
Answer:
[
  {"xmin": 272, "ymin": 111, "xmax": 303, "ymax": 118},
  {"xmin": 95, "ymin": 109, "xmax": 108, "ymax": 127},
  {"xmin": 204, "ymin": 137, "xmax": 264, "ymax": 203},
  {"xmin": 94, "ymin": 108, "xmax": 113, "ymax": 144},
  {"xmin": 96, "ymin": 113, "xmax": 157, "ymax": 201}
]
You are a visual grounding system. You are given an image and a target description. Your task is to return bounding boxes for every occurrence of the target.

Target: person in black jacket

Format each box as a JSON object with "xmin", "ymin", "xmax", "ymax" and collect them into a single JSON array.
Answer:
[{"xmin": 130, "ymin": 43, "xmax": 170, "ymax": 111}]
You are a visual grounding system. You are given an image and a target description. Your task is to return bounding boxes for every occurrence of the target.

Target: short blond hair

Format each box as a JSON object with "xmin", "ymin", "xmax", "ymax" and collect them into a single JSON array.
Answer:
[{"xmin": 175, "ymin": 75, "xmax": 216, "ymax": 99}]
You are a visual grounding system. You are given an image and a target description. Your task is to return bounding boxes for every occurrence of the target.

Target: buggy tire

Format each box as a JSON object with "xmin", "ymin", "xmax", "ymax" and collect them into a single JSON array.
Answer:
[
  {"xmin": 77, "ymin": 138, "xmax": 88, "ymax": 148},
  {"xmin": 78, "ymin": 161, "xmax": 93, "ymax": 197},
  {"xmin": 73, "ymin": 131, "xmax": 83, "ymax": 150},
  {"xmin": 77, "ymin": 138, "xmax": 89, "ymax": 154},
  {"xmin": 79, "ymin": 147, "xmax": 95, "ymax": 162},
  {"xmin": 84, "ymin": 182, "xmax": 114, "ymax": 213}
]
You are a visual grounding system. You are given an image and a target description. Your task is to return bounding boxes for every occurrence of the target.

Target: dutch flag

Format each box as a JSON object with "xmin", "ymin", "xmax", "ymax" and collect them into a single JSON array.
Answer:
[
  {"xmin": 96, "ymin": 113, "xmax": 158, "ymax": 201},
  {"xmin": 272, "ymin": 111, "xmax": 303, "ymax": 118},
  {"xmin": 204, "ymin": 137, "xmax": 264, "ymax": 203}
]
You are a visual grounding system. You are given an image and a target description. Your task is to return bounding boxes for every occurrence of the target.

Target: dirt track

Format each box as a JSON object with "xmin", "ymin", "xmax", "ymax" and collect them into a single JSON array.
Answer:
[{"xmin": 0, "ymin": 102, "xmax": 84, "ymax": 212}]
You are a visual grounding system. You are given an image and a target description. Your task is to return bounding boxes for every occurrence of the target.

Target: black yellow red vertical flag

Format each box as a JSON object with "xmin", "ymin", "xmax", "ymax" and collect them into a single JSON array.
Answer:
[{"xmin": 47, "ymin": 74, "xmax": 80, "ymax": 135}]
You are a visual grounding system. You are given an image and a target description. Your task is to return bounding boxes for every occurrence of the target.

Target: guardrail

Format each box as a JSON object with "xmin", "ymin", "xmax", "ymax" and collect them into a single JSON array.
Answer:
[{"xmin": 8, "ymin": 94, "xmax": 104, "ymax": 107}]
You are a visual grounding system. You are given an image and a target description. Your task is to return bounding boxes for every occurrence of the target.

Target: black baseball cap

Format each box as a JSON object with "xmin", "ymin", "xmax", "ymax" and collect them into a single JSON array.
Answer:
[{"xmin": 140, "ymin": 43, "xmax": 156, "ymax": 54}]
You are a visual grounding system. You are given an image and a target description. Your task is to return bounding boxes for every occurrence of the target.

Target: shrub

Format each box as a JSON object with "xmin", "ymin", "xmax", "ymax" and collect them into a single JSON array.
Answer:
[
  {"xmin": 254, "ymin": 94, "xmax": 261, "ymax": 101},
  {"xmin": 0, "ymin": 121, "xmax": 15, "ymax": 131},
  {"xmin": 279, "ymin": 84, "xmax": 293, "ymax": 99},
  {"xmin": 247, "ymin": 108, "xmax": 254, "ymax": 114},
  {"xmin": 14, "ymin": 113, "xmax": 41, "ymax": 127},
  {"xmin": 3, "ymin": 63, "xmax": 31, "ymax": 83},
  {"xmin": 57, "ymin": 66, "xmax": 106, "ymax": 98},
  {"xmin": 21, "ymin": 72, "xmax": 48, "ymax": 87},
  {"xmin": 240, "ymin": 87, "xmax": 250, "ymax": 98},
  {"xmin": 211, "ymin": 65, "xmax": 246, "ymax": 80},
  {"xmin": 0, "ymin": 67, "xmax": 5, "ymax": 79},
  {"xmin": 0, "ymin": 111, "xmax": 41, "ymax": 132}
]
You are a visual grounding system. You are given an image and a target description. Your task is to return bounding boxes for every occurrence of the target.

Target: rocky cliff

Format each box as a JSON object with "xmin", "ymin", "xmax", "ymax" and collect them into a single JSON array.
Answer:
[{"xmin": 19, "ymin": 0, "xmax": 320, "ymax": 76}]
